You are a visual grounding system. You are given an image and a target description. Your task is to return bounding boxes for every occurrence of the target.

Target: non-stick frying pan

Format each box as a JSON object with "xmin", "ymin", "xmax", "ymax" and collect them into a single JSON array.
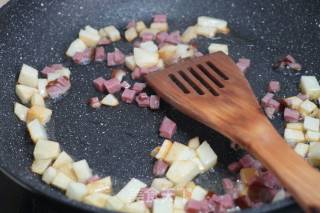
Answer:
[{"xmin": 0, "ymin": 0, "xmax": 319, "ymax": 212}]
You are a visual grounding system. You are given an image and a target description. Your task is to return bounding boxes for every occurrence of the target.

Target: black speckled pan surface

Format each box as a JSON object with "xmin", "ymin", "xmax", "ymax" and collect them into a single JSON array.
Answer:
[{"xmin": 0, "ymin": 0, "xmax": 319, "ymax": 212}]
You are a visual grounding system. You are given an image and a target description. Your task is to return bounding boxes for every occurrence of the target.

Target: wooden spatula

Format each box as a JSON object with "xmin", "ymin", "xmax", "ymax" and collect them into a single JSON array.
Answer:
[{"xmin": 145, "ymin": 52, "xmax": 320, "ymax": 212}]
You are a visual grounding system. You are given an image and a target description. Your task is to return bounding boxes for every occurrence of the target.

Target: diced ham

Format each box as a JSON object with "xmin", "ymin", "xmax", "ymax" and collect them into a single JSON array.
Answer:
[
  {"xmin": 284, "ymin": 108, "xmax": 300, "ymax": 122},
  {"xmin": 248, "ymin": 183, "xmax": 277, "ymax": 203},
  {"xmin": 150, "ymin": 95, "xmax": 160, "ymax": 110},
  {"xmin": 227, "ymin": 162, "xmax": 242, "ymax": 173},
  {"xmin": 234, "ymin": 195, "xmax": 253, "ymax": 209},
  {"xmin": 88, "ymin": 97, "xmax": 101, "ymax": 108},
  {"xmin": 267, "ymin": 99, "xmax": 280, "ymax": 112},
  {"xmin": 126, "ymin": 20, "xmax": 136, "ymax": 29},
  {"xmin": 153, "ymin": 160, "xmax": 169, "ymax": 177},
  {"xmin": 97, "ymin": 38, "xmax": 111, "ymax": 46},
  {"xmin": 135, "ymin": 93, "xmax": 150, "ymax": 107},
  {"xmin": 155, "ymin": 32, "xmax": 169, "ymax": 44},
  {"xmin": 95, "ymin": 47, "xmax": 107, "ymax": 62},
  {"xmin": 153, "ymin": 14, "xmax": 167, "ymax": 23},
  {"xmin": 107, "ymin": 48, "xmax": 125, "ymax": 66},
  {"xmin": 267, "ymin": 81, "xmax": 280, "ymax": 93},
  {"xmin": 236, "ymin": 58, "xmax": 251, "ymax": 73},
  {"xmin": 288, "ymin": 62, "xmax": 302, "ymax": 71},
  {"xmin": 121, "ymin": 81, "xmax": 131, "ymax": 89},
  {"xmin": 159, "ymin": 116, "xmax": 176, "ymax": 139},
  {"xmin": 165, "ymin": 31, "xmax": 181, "ymax": 44},
  {"xmin": 137, "ymin": 188, "xmax": 158, "ymax": 208},
  {"xmin": 141, "ymin": 32, "xmax": 155, "ymax": 42},
  {"xmin": 185, "ymin": 200, "xmax": 209, "ymax": 213},
  {"xmin": 159, "ymin": 189, "xmax": 175, "ymax": 198},
  {"xmin": 209, "ymin": 194, "xmax": 234, "ymax": 208},
  {"xmin": 239, "ymin": 154, "xmax": 262, "ymax": 170},
  {"xmin": 41, "ymin": 64, "xmax": 64, "ymax": 77},
  {"xmin": 86, "ymin": 175, "xmax": 101, "ymax": 184},
  {"xmin": 46, "ymin": 76, "xmax": 71, "ymax": 98},
  {"xmin": 93, "ymin": 77, "xmax": 107, "ymax": 93},
  {"xmin": 104, "ymin": 78, "xmax": 122, "ymax": 94},
  {"xmin": 222, "ymin": 178, "xmax": 234, "ymax": 192},
  {"xmin": 257, "ymin": 171, "xmax": 281, "ymax": 189},
  {"xmin": 261, "ymin": 93, "xmax": 274, "ymax": 107},
  {"xmin": 132, "ymin": 82, "xmax": 147, "ymax": 93},
  {"xmin": 73, "ymin": 48, "xmax": 94, "ymax": 65},
  {"xmin": 131, "ymin": 68, "xmax": 142, "ymax": 80},
  {"xmin": 264, "ymin": 107, "xmax": 276, "ymax": 119},
  {"xmin": 273, "ymin": 55, "xmax": 302, "ymax": 71},
  {"xmin": 121, "ymin": 88, "xmax": 137, "ymax": 103}
]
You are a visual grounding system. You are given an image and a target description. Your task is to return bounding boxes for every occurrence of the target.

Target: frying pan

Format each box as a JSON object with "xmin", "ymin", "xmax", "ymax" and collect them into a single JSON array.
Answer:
[{"xmin": 0, "ymin": 0, "xmax": 318, "ymax": 212}]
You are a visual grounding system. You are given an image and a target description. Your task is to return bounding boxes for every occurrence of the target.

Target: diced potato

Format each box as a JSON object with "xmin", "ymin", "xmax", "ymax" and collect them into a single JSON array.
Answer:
[
  {"xmin": 42, "ymin": 166, "xmax": 57, "ymax": 184},
  {"xmin": 14, "ymin": 102, "xmax": 29, "ymax": 122},
  {"xmin": 176, "ymin": 44, "xmax": 195, "ymax": 59},
  {"xmin": 285, "ymin": 96, "xmax": 303, "ymax": 110},
  {"xmin": 31, "ymin": 93, "xmax": 45, "ymax": 107},
  {"xmin": 191, "ymin": 157, "xmax": 205, "ymax": 173},
  {"xmin": 155, "ymin": 139, "xmax": 173, "ymax": 160},
  {"xmin": 136, "ymin": 21, "xmax": 147, "ymax": 33},
  {"xmin": 174, "ymin": 209, "xmax": 186, "ymax": 213},
  {"xmin": 27, "ymin": 105, "xmax": 52, "ymax": 125},
  {"xmin": 27, "ymin": 119, "xmax": 48, "ymax": 143},
  {"xmin": 157, "ymin": 59, "xmax": 165, "ymax": 70},
  {"xmin": 164, "ymin": 142, "xmax": 196, "ymax": 163},
  {"xmin": 305, "ymin": 130, "xmax": 320, "ymax": 142},
  {"xmin": 79, "ymin": 25, "xmax": 101, "ymax": 47},
  {"xmin": 73, "ymin": 160, "xmax": 92, "ymax": 183},
  {"xmin": 105, "ymin": 195, "xmax": 125, "ymax": 211},
  {"xmin": 125, "ymin": 27, "xmax": 138, "ymax": 42},
  {"xmin": 294, "ymin": 143, "xmax": 309, "ymax": 157},
  {"xmin": 173, "ymin": 196, "xmax": 188, "ymax": 210},
  {"xmin": 208, "ymin": 43, "xmax": 228, "ymax": 55},
  {"xmin": 303, "ymin": 116, "xmax": 320, "ymax": 132},
  {"xmin": 151, "ymin": 178, "xmax": 174, "ymax": 191},
  {"xmin": 284, "ymin": 128, "xmax": 305, "ymax": 146},
  {"xmin": 87, "ymin": 176, "xmax": 112, "ymax": 194},
  {"xmin": 188, "ymin": 137, "xmax": 200, "ymax": 149},
  {"xmin": 240, "ymin": 168, "xmax": 258, "ymax": 184},
  {"xmin": 140, "ymin": 41, "xmax": 158, "ymax": 53},
  {"xmin": 47, "ymin": 68, "xmax": 71, "ymax": 82},
  {"xmin": 33, "ymin": 140, "xmax": 60, "ymax": 160},
  {"xmin": 18, "ymin": 64, "xmax": 39, "ymax": 88},
  {"xmin": 299, "ymin": 100, "xmax": 317, "ymax": 116},
  {"xmin": 272, "ymin": 189, "xmax": 286, "ymax": 203},
  {"xmin": 139, "ymin": 28, "xmax": 160, "ymax": 36},
  {"xmin": 101, "ymin": 94, "xmax": 119, "ymax": 107},
  {"xmin": 195, "ymin": 25, "xmax": 217, "ymax": 38},
  {"xmin": 191, "ymin": 185, "xmax": 208, "ymax": 201},
  {"xmin": 83, "ymin": 193, "xmax": 108, "ymax": 208},
  {"xmin": 196, "ymin": 141, "xmax": 218, "ymax": 171},
  {"xmin": 125, "ymin": 55, "xmax": 136, "ymax": 71},
  {"xmin": 150, "ymin": 146, "xmax": 160, "ymax": 158},
  {"xmin": 197, "ymin": 16, "xmax": 228, "ymax": 31},
  {"xmin": 159, "ymin": 44, "xmax": 177, "ymax": 65},
  {"xmin": 52, "ymin": 151, "xmax": 73, "ymax": 169},
  {"xmin": 153, "ymin": 197, "xmax": 173, "ymax": 213},
  {"xmin": 166, "ymin": 160, "xmax": 200, "ymax": 185},
  {"xmin": 100, "ymin": 25, "xmax": 121, "ymax": 42},
  {"xmin": 181, "ymin": 26, "xmax": 198, "ymax": 43},
  {"xmin": 31, "ymin": 159, "xmax": 52, "ymax": 175},
  {"xmin": 300, "ymin": 76, "xmax": 320, "ymax": 100},
  {"xmin": 308, "ymin": 142, "xmax": 320, "ymax": 166},
  {"xmin": 16, "ymin": 84, "xmax": 37, "ymax": 104},
  {"xmin": 57, "ymin": 163, "xmax": 78, "ymax": 181},
  {"xmin": 286, "ymin": 122, "xmax": 304, "ymax": 131},
  {"xmin": 52, "ymin": 172, "xmax": 74, "ymax": 190},
  {"xmin": 66, "ymin": 38, "xmax": 87, "ymax": 57},
  {"xmin": 116, "ymin": 178, "xmax": 147, "ymax": 204},
  {"xmin": 134, "ymin": 47, "xmax": 159, "ymax": 68},
  {"xmin": 38, "ymin": 78, "xmax": 48, "ymax": 97},
  {"xmin": 150, "ymin": 22, "xmax": 169, "ymax": 32},
  {"xmin": 124, "ymin": 201, "xmax": 148, "ymax": 213},
  {"xmin": 174, "ymin": 182, "xmax": 196, "ymax": 199},
  {"xmin": 66, "ymin": 182, "xmax": 88, "ymax": 201}
]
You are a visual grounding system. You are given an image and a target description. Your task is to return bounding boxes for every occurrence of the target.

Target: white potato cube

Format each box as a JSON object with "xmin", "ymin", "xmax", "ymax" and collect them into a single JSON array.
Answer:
[
  {"xmin": 18, "ymin": 64, "xmax": 39, "ymax": 88},
  {"xmin": 174, "ymin": 209, "xmax": 186, "ymax": 213},
  {"xmin": 52, "ymin": 172, "xmax": 74, "ymax": 190},
  {"xmin": 31, "ymin": 93, "xmax": 45, "ymax": 107},
  {"xmin": 52, "ymin": 151, "xmax": 73, "ymax": 169},
  {"xmin": 57, "ymin": 163, "xmax": 77, "ymax": 181},
  {"xmin": 101, "ymin": 94, "xmax": 119, "ymax": 107},
  {"xmin": 66, "ymin": 38, "xmax": 87, "ymax": 57},
  {"xmin": 188, "ymin": 137, "xmax": 200, "ymax": 149},
  {"xmin": 47, "ymin": 68, "xmax": 71, "ymax": 82},
  {"xmin": 285, "ymin": 96, "xmax": 303, "ymax": 110},
  {"xmin": 304, "ymin": 116, "xmax": 320, "ymax": 131},
  {"xmin": 157, "ymin": 59, "xmax": 165, "ymax": 70},
  {"xmin": 73, "ymin": 159, "xmax": 92, "ymax": 183},
  {"xmin": 42, "ymin": 166, "xmax": 57, "ymax": 184},
  {"xmin": 286, "ymin": 122, "xmax": 304, "ymax": 131},
  {"xmin": 134, "ymin": 47, "xmax": 159, "ymax": 68},
  {"xmin": 166, "ymin": 160, "xmax": 200, "ymax": 185},
  {"xmin": 191, "ymin": 185, "xmax": 208, "ymax": 201},
  {"xmin": 294, "ymin": 143, "xmax": 309, "ymax": 158},
  {"xmin": 308, "ymin": 142, "xmax": 320, "ymax": 166},
  {"xmin": 125, "ymin": 55, "xmax": 136, "ymax": 71},
  {"xmin": 139, "ymin": 28, "xmax": 160, "ymax": 37},
  {"xmin": 191, "ymin": 157, "xmax": 205, "ymax": 173},
  {"xmin": 136, "ymin": 21, "xmax": 147, "ymax": 33},
  {"xmin": 124, "ymin": 201, "xmax": 148, "ymax": 213},
  {"xmin": 27, "ymin": 119, "xmax": 48, "ymax": 143},
  {"xmin": 83, "ymin": 193, "xmax": 108, "ymax": 208},
  {"xmin": 195, "ymin": 25, "xmax": 217, "ymax": 38},
  {"xmin": 14, "ymin": 102, "xmax": 29, "ymax": 122},
  {"xmin": 101, "ymin": 25, "xmax": 121, "ymax": 42},
  {"xmin": 155, "ymin": 139, "xmax": 173, "ymax": 160},
  {"xmin": 151, "ymin": 178, "xmax": 174, "ymax": 191},
  {"xmin": 300, "ymin": 76, "xmax": 320, "ymax": 100},
  {"xmin": 125, "ymin": 27, "xmax": 138, "ymax": 42},
  {"xmin": 27, "ymin": 105, "xmax": 52, "ymax": 125},
  {"xmin": 181, "ymin": 26, "xmax": 197, "ymax": 43},
  {"xmin": 66, "ymin": 182, "xmax": 88, "ymax": 201},
  {"xmin": 87, "ymin": 176, "xmax": 112, "ymax": 194},
  {"xmin": 164, "ymin": 142, "xmax": 196, "ymax": 163},
  {"xmin": 38, "ymin": 78, "xmax": 48, "ymax": 97},
  {"xmin": 159, "ymin": 44, "xmax": 178, "ymax": 65},
  {"xmin": 150, "ymin": 22, "xmax": 169, "ymax": 32},
  {"xmin": 284, "ymin": 128, "xmax": 305, "ymax": 146},
  {"xmin": 176, "ymin": 44, "xmax": 195, "ymax": 59},
  {"xmin": 33, "ymin": 140, "xmax": 60, "ymax": 160},
  {"xmin": 272, "ymin": 189, "xmax": 286, "ymax": 203},
  {"xmin": 16, "ymin": 84, "xmax": 37, "ymax": 104},
  {"xmin": 299, "ymin": 100, "xmax": 317, "ymax": 116},
  {"xmin": 31, "ymin": 158, "xmax": 52, "ymax": 175},
  {"xmin": 197, "ymin": 16, "xmax": 228, "ymax": 30},
  {"xmin": 305, "ymin": 130, "xmax": 320, "ymax": 142},
  {"xmin": 105, "ymin": 195, "xmax": 125, "ymax": 211},
  {"xmin": 79, "ymin": 25, "xmax": 101, "ymax": 47},
  {"xmin": 174, "ymin": 196, "xmax": 188, "ymax": 210},
  {"xmin": 208, "ymin": 43, "xmax": 228, "ymax": 55},
  {"xmin": 196, "ymin": 141, "xmax": 218, "ymax": 171},
  {"xmin": 116, "ymin": 178, "xmax": 147, "ymax": 204},
  {"xmin": 153, "ymin": 197, "xmax": 173, "ymax": 213},
  {"xmin": 140, "ymin": 41, "xmax": 158, "ymax": 53}
]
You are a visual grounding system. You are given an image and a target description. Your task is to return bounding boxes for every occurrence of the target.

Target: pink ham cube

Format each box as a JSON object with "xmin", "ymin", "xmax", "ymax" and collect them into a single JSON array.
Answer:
[
  {"xmin": 132, "ymin": 82, "xmax": 147, "ymax": 93},
  {"xmin": 73, "ymin": 48, "xmax": 94, "ymax": 65},
  {"xmin": 267, "ymin": 99, "xmax": 280, "ymax": 112},
  {"xmin": 121, "ymin": 88, "xmax": 137, "ymax": 103},
  {"xmin": 159, "ymin": 116, "xmax": 176, "ymax": 139},
  {"xmin": 159, "ymin": 189, "xmax": 175, "ymax": 198},
  {"xmin": 165, "ymin": 31, "xmax": 181, "ymax": 44},
  {"xmin": 95, "ymin": 47, "xmax": 106, "ymax": 62},
  {"xmin": 46, "ymin": 77, "xmax": 71, "ymax": 98},
  {"xmin": 261, "ymin": 93, "xmax": 274, "ymax": 107},
  {"xmin": 104, "ymin": 78, "xmax": 121, "ymax": 94},
  {"xmin": 185, "ymin": 200, "xmax": 205, "ymax": 213},
  {"xmin": 88, "ymin": 97, "xmax": 101, "ymax": 108},
  {"xmin": 267, "ymin": 81, "xmax": 280, "ymax": 93},
  {"xmin": 153, "ymin": 14, "xmax": 167, "ymax": 23},
  {"xmin": 155, "ymin": 32, "xmax": 169, "ymax": 44},
  {"xmin": 135, "ymin": 93, "xmax": 150, "ymax": 107},
  {"xmin": 131, "ymin": 68, "xmax": 142, "ymax": 80},
  {"xmin": 121, "ymin": 81, "xmax": 131, "ymax": 89},
  {"xmin": 107, "ymin": 48, "xmax": 125, "ymax": 66},
  {"xmin": 227, "ymin": 161, "xmax": 242, "ymax": 173},
  {"xmin": 150, "ymin": 95, "xmax": 160, "ymax": 109},
  {"xmin": 284, "ymin": 108, "xmax": 300, "ymax": 122},
  {"xmin": 41, "ymin": 64, "xmax": 64, "ymax": 77},
  {"xmin": 137, "ymin": 188, "xmax": 158, "ymax": 208},
  {"xmin": 97, "ymin": 38, "xmax": 111, "ymax": 46},
  {"xmin": 126, "ymin": 20, "xmax": 136, "ymax": 29},
  {"xmin": 93, "ymin": 77, "xmax": 107, "ymax": 92},
  {"xmin": 236, "ymin": 58, "xmax": 251, "ymax": 73},
  {"xmin": 141, "ymin": 32, "xmax": 155, "ymax": 42},
  {"xmin": 153, "ymin": 160, "xmax": 169, "ymax": 177}
]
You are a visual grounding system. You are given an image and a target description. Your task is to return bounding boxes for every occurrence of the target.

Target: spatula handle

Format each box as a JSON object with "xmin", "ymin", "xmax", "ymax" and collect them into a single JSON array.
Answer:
[{"xmin": 242, "ymin": 118, "xmax": 320, "ymax": 213}]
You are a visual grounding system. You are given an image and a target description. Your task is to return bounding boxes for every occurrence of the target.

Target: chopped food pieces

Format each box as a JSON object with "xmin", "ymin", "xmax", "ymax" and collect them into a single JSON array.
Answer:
[
  {"xmin": 18, "ymin": 64, "xmax": 39, "ymax": 88},
  {"xmin": 46, "ymin": 77, "xmax": 71, "ymax": 99},
  {"xmin": 95, "ymin": 47, "xmax": 107, "ymax": 62},
  {"xmin": 116, "ymin": 178, "xmax": 147, "ymax": 204},
  {"xmin": 27, "ymin": 119, "xmax": 48, "ymax": 143},
  {"xmin": 159, "ymin": 116, "xmax": 177, "ymax": 139},
  {"xmin": 14, "ymin": 102, "xmax": 29, "ymax": 122},
  {"xmin": 300, "ymin": 76, "xmax": 320, "ymax": 100},
  {"xmin": 73, "ymin": 159, "xmax": 93, "ymax": 183},
  {"xmin": 66, "ymin": 38, "xmax": 87, "ymax": 57},
  {"xmin": 104, "ymin": 78, "xmax": 122, "ymax": 94},
  {"xmin": 208, "ymin": 43, "xmax": 228, "ymax": 55},
  {"xmin": 273, "ymin": 54, "xmax": 301, "ymax": 71},
  {"xmin": 149, "ymin": 95, "xmax": 160, "ymax": 109},
  {"xmin": 132, "ymin": 82, "xmax": 146, "ymax": 93},
  {"xmin": 101, "ymin": 94, "xmax": 119, "ymax": 107},
  {"xmin": 79, "ymin": 25, "xmax": 101, "ymax": 47},
  {"xmin": 99, "ymin": 25, "xmax": 121, "ymax": 42},
  {"xmin": 267, "ymin": 81, "xmax": 280, "ymax": 93},
  {"xmin": 107, "ymin": 48, "xmax": 125, "ymax": 66},
  {"xmin": 93, "ymin": 77, "xmax": 107, "ymax": 92},
  {"xmin": 236, "ymin": 58, "xmax": 251, "ymax": 73},
  {"xmin": 121, "ymin": 89, "xmax": 137, "ymax": 103},
  {"xmin": 284, "ymin": 108, "xmax": 300, "ymax": 123},
  {"xmin": 88, "ymin": 97, "xmax": 101, "ymax": 108}
]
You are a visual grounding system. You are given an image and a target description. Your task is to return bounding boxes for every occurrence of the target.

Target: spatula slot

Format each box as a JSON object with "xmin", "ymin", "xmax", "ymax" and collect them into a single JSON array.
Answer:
[
  {"xmin": 206, "ymin": 61, "xmax": 229, "ymax": 80},
  {"xmin": 169, "ymin": 74, "xmax": 190, "ymax": 94},
  {"xmin": 197, "ymin": 64, "xmax": 224, "ymax": 88},
  {"xmin": 178, "ymin": 71, "xmax": 204, "ymax": 95},
  {"xmin": 189, "ymin": 68, "xmax": 219, "ymax": 96}
]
